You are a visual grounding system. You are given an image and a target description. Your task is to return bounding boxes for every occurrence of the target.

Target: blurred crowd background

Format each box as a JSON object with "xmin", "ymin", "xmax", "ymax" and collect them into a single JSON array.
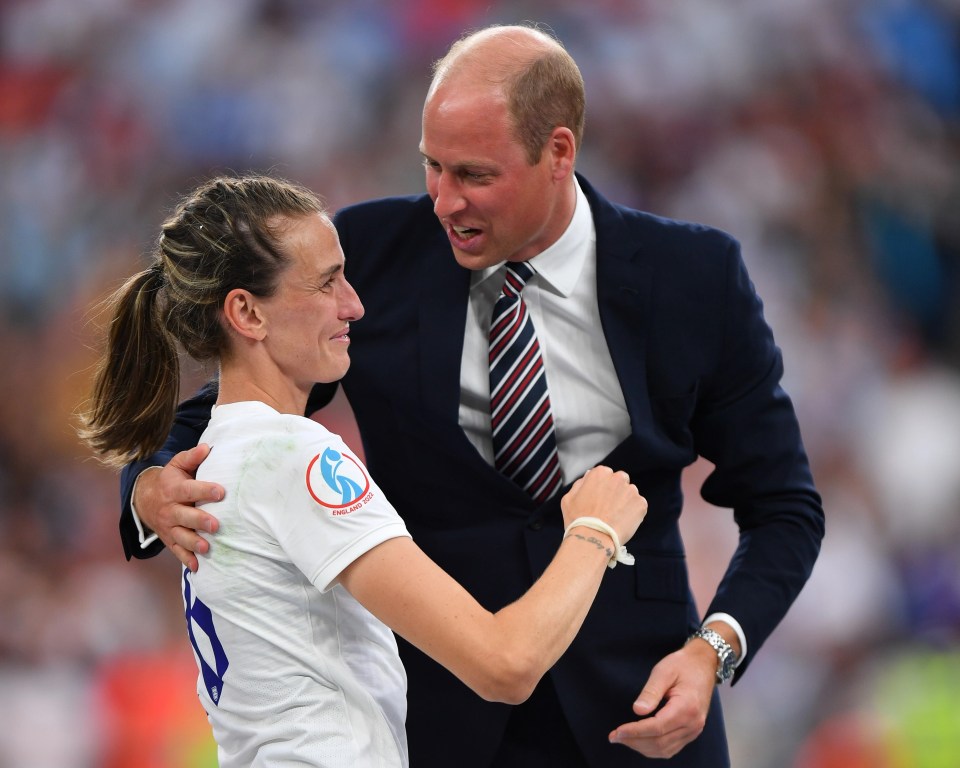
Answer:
[{"xmin": 2, "ymin": 0, "xmax": 959, "ymax": 766}]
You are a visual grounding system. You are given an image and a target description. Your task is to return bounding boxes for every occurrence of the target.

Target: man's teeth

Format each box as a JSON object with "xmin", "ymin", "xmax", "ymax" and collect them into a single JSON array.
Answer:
[{"xmin": 453, "ymin": 226, "xmax": 476, "ymax": 236}]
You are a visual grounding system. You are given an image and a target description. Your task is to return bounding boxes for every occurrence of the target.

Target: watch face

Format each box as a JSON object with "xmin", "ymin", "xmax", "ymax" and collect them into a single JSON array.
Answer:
[{"xmin": 719, "ymin": 654, "xmax": 736, "ymax": 679}]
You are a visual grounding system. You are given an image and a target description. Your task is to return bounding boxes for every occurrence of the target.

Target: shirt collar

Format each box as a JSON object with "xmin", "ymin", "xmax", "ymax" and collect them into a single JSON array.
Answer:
[{"xmin": 473, "ymin": 177, "xmax": 593, "ymax": 298}]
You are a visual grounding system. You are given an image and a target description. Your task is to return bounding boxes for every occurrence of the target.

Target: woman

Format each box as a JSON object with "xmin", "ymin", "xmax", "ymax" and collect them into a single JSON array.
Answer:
[{"xmin": 80, "ymin": 174, "xmax": 646, "ymax": 767}]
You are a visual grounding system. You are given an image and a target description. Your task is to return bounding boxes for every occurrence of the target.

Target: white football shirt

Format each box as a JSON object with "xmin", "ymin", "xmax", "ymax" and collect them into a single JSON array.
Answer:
[{"xmin": 183, "ymin": 401, "xmax": 411, "ymax": 767}]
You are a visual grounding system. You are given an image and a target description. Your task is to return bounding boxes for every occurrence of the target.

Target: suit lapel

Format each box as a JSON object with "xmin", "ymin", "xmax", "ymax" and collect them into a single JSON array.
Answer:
[
  {"xmin": 417, "ymin": 227, "xmax": 471, "ymax": 419},
  {"xmin": 582, "ymin": 176, "xmax": 654, "ymax": 438}
]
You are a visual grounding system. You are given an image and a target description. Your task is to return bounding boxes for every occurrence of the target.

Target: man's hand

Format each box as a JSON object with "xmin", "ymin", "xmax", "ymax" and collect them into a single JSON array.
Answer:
[
  {"xmin": 607, "ymin": 640, "xmax": 718, "ymax": 758},
  {"xmin": 133, "ymin": 444, "xmax": 223, "ymax": 572}
]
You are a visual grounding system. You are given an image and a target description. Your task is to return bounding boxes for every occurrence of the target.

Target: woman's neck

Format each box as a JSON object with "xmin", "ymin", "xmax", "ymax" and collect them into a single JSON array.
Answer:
[{"xmin": 215, "ymin": 359, "xmax": 308, "ymax": 417}]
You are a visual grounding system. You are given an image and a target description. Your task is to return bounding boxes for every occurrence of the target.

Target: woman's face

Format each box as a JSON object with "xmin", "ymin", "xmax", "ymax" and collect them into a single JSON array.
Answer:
[{"xmin": 259, "ymin": 213, "xmax": 364, "ymax": 388}]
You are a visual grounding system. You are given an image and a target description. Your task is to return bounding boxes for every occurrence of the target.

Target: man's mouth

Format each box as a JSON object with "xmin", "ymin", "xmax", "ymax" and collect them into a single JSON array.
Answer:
[{"xmin": 449, "ymin": 224, "xmax": 481, "ymax": 244}]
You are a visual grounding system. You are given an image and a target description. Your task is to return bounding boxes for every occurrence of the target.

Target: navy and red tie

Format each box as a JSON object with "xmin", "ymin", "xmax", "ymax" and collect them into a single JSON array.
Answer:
[{"xmin": 489, "ymin": 262, "xmax": 562, "ymax": 503}]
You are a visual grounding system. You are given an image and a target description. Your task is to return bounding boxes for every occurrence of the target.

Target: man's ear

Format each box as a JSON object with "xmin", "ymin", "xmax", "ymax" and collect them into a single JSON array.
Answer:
[
  {"xmin": 223, "ymin": 288, "xmax": 266, "ymax": 340},
  {"xmin": 548, "ymin": 126, "xmax": 576, "ymax": 181}
]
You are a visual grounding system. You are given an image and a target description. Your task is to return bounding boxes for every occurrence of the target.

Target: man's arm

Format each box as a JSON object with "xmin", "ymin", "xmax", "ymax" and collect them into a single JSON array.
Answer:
[
  {"xmin": 119, "ymin": 380, "xmax": 341, "ymax": 567},
  {"xmin": 611, "ymin": 237, "xmax": 824, "ymax": 758},
  {"xmin": 693, "ymin": 241, "xmax": 824, "ymax": 669},
  {"xmin": 119, "ymin": 381, "xmax": 219, "ymax": 561}
]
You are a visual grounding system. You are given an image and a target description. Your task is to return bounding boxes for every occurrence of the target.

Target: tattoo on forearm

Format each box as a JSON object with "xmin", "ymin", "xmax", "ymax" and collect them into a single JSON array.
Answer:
[{"xmin": 568, "ymin": 532, "xmax": 613, "ymax": 561}]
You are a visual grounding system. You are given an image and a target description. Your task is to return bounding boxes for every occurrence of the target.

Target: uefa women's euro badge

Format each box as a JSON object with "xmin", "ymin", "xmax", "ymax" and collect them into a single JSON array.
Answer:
[{"xmin": 306, "ymin": 447, "xmax": 373, "ymax": 515}]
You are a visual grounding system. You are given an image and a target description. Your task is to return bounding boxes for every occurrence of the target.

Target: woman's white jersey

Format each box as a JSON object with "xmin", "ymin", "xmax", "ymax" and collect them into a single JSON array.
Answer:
[{"xmin": 183, "ymin": 401, "xmax": 411, "ymax": 767}]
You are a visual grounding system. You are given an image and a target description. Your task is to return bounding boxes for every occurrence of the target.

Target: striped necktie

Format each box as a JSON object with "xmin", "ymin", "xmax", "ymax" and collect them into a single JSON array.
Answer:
[{"xmin": 488, "ymin": 262, "xmax": 562, "ymax": 503}]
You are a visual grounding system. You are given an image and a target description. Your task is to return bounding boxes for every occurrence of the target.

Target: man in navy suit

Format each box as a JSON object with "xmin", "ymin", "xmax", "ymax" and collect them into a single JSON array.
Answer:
[{"xmin": 121, "ymin": 24, "xmax": 823, "ymax": 767}]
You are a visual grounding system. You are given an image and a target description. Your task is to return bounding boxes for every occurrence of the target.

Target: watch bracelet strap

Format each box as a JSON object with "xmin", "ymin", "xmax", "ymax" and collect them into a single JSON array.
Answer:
[{"xmin": 688, "ymin": 627, "xmax": 737, "ymax": 683}]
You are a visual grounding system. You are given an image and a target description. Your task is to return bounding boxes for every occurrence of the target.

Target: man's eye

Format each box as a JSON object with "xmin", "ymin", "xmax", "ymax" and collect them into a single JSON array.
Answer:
[{"xmin": 465, "ymin": 172, "xmax": 493, "ymax": 184}]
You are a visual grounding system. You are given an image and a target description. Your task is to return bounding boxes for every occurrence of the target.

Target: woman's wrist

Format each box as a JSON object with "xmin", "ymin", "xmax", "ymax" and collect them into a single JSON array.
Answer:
[{"xmin": 563, "ymin": 517, "xmax": 635, "ymax": 569}]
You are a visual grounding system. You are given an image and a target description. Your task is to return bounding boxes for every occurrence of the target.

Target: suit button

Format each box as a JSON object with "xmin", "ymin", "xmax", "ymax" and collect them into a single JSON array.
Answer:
[{"xmin": 528, "ymin": 519, "xmax": 544, "ymax": 531}]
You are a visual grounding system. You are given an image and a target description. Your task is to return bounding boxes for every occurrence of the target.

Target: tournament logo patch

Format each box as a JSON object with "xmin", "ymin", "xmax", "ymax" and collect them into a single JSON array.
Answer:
[{"xmin": 306, "ymin": 446, "xmax": 373, "ymax": 515}]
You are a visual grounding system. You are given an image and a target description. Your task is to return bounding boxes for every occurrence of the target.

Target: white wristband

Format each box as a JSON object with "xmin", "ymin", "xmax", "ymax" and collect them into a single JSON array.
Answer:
[{"xmin": 563, "ymin": 516, "xmax": 635, "ymax": 569}]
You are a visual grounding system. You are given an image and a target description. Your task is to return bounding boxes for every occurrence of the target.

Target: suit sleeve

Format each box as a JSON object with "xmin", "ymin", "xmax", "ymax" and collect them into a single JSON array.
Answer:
[{"xmin": 692, "ymin": 241, "xmax": 825, "ymax": 681}]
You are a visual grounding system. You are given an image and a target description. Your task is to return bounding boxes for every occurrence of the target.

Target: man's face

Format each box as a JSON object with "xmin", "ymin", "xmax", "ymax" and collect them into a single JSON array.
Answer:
[{"xmin": 420, "ymin": 85, "xmax": 567, "ymax": 271}]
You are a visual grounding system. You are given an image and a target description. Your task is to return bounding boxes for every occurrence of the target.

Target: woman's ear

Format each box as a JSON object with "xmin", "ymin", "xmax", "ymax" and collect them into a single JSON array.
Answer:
[{"xmin": 223, "ymin": 288, "xmax": 266, "ymax": 340}]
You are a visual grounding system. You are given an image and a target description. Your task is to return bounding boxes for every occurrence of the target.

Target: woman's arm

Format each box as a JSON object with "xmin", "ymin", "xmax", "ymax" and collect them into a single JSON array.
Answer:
[{"xmin": 339, "ymin": 466, "xmax": 645, "ymax": 704}]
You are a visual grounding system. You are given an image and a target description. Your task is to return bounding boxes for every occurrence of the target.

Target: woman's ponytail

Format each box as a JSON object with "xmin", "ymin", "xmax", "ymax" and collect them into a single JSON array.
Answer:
[{"xmin": 78, "ymin": 262, "xmax": 180, "ymax": 466}]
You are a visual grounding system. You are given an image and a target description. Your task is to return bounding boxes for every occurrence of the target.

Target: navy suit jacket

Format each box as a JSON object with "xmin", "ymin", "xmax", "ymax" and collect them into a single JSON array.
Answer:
[{"xmin": 120, "ymin": 175, "xmax": 824, "ymax": 767}]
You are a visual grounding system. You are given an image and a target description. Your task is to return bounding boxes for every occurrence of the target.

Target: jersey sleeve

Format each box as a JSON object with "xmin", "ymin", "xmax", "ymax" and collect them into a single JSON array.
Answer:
[{"xmin": 249, "ymin": 421, "xmax": 411, "ymax": 593}]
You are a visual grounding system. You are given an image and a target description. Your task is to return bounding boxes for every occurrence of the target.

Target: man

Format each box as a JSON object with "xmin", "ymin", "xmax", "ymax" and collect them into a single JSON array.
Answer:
[{"xmin": 122, "ymin": 24, "xmax": 824, "ymax": 767}]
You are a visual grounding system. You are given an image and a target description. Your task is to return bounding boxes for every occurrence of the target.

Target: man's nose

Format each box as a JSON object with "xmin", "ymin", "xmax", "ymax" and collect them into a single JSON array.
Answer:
[{"xmin": 432, "ymin": 173, "xmax": 466, "ymax": 219}]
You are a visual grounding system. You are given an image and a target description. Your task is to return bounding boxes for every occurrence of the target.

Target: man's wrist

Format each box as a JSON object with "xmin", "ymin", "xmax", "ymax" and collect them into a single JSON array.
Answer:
[
  {"xmin": 702, "ymin": 612, "xmax": 746, "ymax": 663},
  {"xmin": 131, "ymin": 466, "xmax": 161, "ymax": 549},
  {"xmin": 687, "ymin": 627, "xmax": 738, "ymax": 684}
]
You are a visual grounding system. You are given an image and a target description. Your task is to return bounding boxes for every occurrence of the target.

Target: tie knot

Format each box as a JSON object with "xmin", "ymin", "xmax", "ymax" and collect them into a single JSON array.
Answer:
[{"xmin": 501, "ymin": 262, "xmax": 536, "ymax": 298}]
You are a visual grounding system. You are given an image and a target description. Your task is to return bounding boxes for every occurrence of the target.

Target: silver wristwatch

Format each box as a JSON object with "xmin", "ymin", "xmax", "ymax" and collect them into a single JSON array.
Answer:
[{"xmin": 688, "ymin": 627, "xmax": 737, "ymax": 684}]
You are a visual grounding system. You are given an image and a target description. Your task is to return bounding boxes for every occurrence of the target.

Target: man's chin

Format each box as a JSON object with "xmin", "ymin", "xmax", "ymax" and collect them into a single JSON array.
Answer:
[{"xmin": 451, "ymin": 246, "xmax": 499, "ymax": 272}]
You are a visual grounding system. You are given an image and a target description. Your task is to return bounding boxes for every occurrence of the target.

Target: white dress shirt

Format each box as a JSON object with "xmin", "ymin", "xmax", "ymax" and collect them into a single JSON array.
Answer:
[{"xmin": 458, "ymin": 178, "xmax": 631, "ymax": 483}]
